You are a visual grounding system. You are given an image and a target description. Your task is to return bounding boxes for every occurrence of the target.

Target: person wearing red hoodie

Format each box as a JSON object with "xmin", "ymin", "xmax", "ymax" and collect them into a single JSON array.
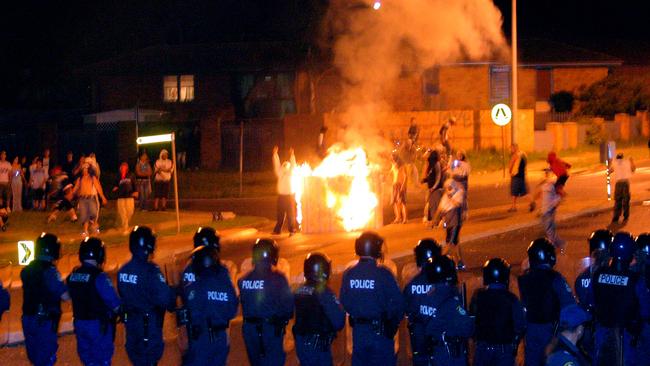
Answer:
[{"xmin": 547, "ymin": 152, "xmax": 571, "ymax": 196}]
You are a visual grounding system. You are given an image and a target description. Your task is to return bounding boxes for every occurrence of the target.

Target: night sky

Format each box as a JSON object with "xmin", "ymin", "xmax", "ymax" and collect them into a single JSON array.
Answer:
[{"xmin": 0, "ymin": 0, "xmax": 647, "ymax": 108}]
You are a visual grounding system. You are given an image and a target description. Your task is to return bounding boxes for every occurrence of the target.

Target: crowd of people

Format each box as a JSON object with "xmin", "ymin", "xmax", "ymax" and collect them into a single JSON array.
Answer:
[{"xmin": 0, "ymin": 226, "xmax": 647, "ymax": 366}]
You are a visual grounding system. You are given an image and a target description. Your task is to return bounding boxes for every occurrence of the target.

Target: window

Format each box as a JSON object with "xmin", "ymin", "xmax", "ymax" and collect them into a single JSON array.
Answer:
[
  {"xmin": 163, "ymin": 75, "xmax": 194, "ymax": 102},
  {"xmin": 423, "ymin": 67, "xmax": 440, "ymax": 95},
  {"xmin": 489, "ymin": 66, "xmax": 510, "ymax": 103}
]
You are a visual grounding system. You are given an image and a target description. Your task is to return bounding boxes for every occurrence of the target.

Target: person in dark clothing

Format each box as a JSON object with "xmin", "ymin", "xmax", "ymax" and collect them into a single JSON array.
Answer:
[
  {"xmin": 509, "ymin": 144, "xmax": 528, "ymax": 212},
  {"xmin": 422, "ymin": 149, "xmax": 443, "ymax": 226},
  {"xmin": 546, "ymin": 305, "xmax": 592, "ymax": 366},
  {"xmin": 62, "ymin": 151, "xmax": 75, "ymax": 179},
  {"xmin": 112, "ymin": 162, "xmax": 138, "ymax": 232}
]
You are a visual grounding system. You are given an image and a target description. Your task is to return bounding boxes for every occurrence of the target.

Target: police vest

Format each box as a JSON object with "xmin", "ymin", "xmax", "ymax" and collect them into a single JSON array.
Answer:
[
  {"xmin": 518, "ymin": 268, "xmax": 560, "ymax": 323},
  {"xmin": 68, "ymin": 265, "xmax": 109, "ymax": 320},
  {"xmin": 22, "ymin": 260, "xmax": 61, "ymax": 315},
  {"xmin": 293, "ymin": 285, "xmax": 335, "ymax": 336},
  {"xmin": 473, "ymin": 288, "xmax": 517, "ymax": 344},
  {"xmin": 593, "ymin": 267, "xmax": 638, "ymax": 328}
]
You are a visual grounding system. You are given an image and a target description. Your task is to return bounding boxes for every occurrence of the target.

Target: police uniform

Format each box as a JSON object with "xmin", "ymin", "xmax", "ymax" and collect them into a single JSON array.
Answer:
[
  {"xmin": 118, "ymin": 227, "xmax": 174, "ymax": 366},
  {"xmin": 68, "ymin": 262, "xmax": 121, "ymax": 365},
  {"xmin": 546, "ymin": 305, "xmax": 592, "ymax": 366},
  {"xmin": 182, "ymin": 263, "xmax": 238, "ymax": 366},
  {"xmin": 238, "ymin": 241, "xmax": 294, "ymax": 366},
  {"xmin": 404, "ymin": 267, "xmax": 434, "ymax": 366},
  {"xmin": 470, "ymin": 284, "xmax": 526, "ymax": 366},
  {"xmin": 633, "ymin": 233, "xmax": 650, "ymax": 365},
  {"xmin": 21, "ymin": 233, "xmax": 68, "ymax": 366}
]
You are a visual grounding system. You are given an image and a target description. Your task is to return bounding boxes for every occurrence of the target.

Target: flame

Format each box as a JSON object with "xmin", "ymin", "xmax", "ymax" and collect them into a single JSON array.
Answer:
[{"xmin": 292, "ymin": 146, "xmax": 378, "ymax": 232}]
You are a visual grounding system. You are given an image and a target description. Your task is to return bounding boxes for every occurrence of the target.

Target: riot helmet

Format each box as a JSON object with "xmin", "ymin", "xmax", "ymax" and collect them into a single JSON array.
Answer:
[
  {"xmin": 355, "ymin": 231, "xmax": 385, "ymax": 259},
  {"xmin": 483, "ymin": 257, "xmax": 511, "ymax": 287},
  {"xmin": 252, "ymin": 238, "xmax": 279, "ymax": 265},
  {"xmin": 304, "ymin": 252, "xmax": 332, "ymax": 284},
  {"xmin": 414, "ymin": 238, "xmax": 443, "ymax": 268},
  {"xmin": 193, "ymin": 226, "xmax": 220, "ymax": 250},
  {"xmin": 588, "ymin": 229, "xmax": 613, "ymax": 254},
  {"xmin": 636, "ymin": 233, "xmax": 650, "ymax": 255},
  {"xmin": 610, "ymin": 232, "xmax": 635, "ymax": 264},
  {"xmin": 129, "ymin": 226, "xmax": 156, "ymax": 259},
  {"xmin": 35, "ymin": 232, "xmax": 61, "ymax": 261},
  {"xmin": 424, "ymin": 255, "xmax": 457, "ymax": 285},
  {"xmin": 527, "ymin": 238, "xmax": 556, "ymax": 268},
  {"xmin": 79, "ymin": 237, "xmax": 106, "ymax": 264},
  {"xmin": 190, "ymin": 245, "xmax": 220, "ymax": 273}
]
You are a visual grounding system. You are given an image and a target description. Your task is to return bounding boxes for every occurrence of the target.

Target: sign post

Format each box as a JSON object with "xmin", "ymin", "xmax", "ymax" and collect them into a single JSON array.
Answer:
[
  {"xmin": 136, "ymin": 133, "xmax": 181, "ymax": 233},
  {"xmin": 491, "ymin": 103, "xmax": 513, "ymax": 178}
]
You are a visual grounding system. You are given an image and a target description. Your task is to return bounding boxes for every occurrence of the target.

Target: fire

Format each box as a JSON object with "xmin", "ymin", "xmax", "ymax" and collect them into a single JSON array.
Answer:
[{"xmin": 292, "ymin": 145, "xmax": 379, "ymax": 232}]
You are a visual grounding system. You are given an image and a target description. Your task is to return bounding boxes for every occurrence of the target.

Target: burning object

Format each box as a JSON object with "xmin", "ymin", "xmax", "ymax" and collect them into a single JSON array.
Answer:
[{"xmin": 292, "ymin": 146, "xmax": 383, "ymax": 234}]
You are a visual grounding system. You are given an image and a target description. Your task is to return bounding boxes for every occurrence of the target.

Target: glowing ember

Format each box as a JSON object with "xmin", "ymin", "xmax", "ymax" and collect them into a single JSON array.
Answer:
[{"xmin": 292, "ymin": 145, "xmax": 379, "ymax": 232}]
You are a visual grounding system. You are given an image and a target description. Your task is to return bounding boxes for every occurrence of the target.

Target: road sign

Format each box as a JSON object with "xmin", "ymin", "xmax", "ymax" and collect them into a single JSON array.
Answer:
[
  {"xmin": 491, "ymin": 103, "xmax": 512, "ymax": 126},
  {"xmin": 18, "ymin": 240, "xmax": 34, "ymax": 266}
]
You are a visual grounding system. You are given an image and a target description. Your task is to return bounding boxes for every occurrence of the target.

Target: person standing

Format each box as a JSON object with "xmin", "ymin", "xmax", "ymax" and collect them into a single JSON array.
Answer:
[
  {"xmin": 391, "ymin": 153, "xmax": 408, "ymax": 224},
  {"xmin": 293, "ymin": 253, "xmax": 346, "ymax": 366},
  {"xmin": 74, "ymin": 164, "xmax": 108, "ymax": 236},
  {"xmin": 117, "ymin": 226, "xmax": 175, "ymax": 366},
  {"xmin": 21, "ymin": 233, "xmax": 70, "ymax": 366},
  {"xmin": 272, "ymin": 146, "xmax": 297, "ymax": 235},
  {"xmin": 182, "ymin": 227, "xmax": 221, "ymax": 288},
  {"xmin": 422, "ymin": 150, "xmax": 443, "ymax": 226},
  {"xmin": 508, "ymin": 144, "xmax": 528, "ymax": 212},
  {"xmin": 518, "ymin": 238, "xmax": 576, "ymax": 366},
  {"xmin": 0, "ymin": 151, "xmax": 12, "ymax": 209},
  {"xmin": 29, "ymin": 158, "xmax": 47, "ymax": 210},
  {"xmin": 180, "ymin": 244, "xmax": 238, "ymax": 366},
  {"xmin": 112, "ymin": 162, "xmax": 138, "ymax": 233},
  {"xmin": 418, "ymin": 255, "xmax": 474, "ymax": 366},
  {"xmin": 408, "ymin": 117, "xmax": 420, "ymax": 145},
  {"xmin": 533, "ymin": 168, "xmax": 565, "ymax": 250},
  {"xmin": 435, "ymin": 179, "xmax": 466, "ymax": 270},
  {"xmin": 67, "ymin": 237, "xmax": 121, "ymax": 366},
  {"xmin": 632, "ymin": 234, "xmax": 650, "ymax": 365},
  {"xmin": 153, "ymin": 149, "xmax": 173, "ymax": 211},
  {"xmin": 340, "ymin": 232, "xmax": 404, "ymax": 366},
  {"xmin": 545, "ymin": 305, "xmax": 592, "ymax": 366},
  {"xmin": 238, "ymin": 238, "xmax": 294, "ymax": 365},
  {"xmin": 42, "ymin": 149, "xmax": 51, "ymax": 177},
  {"xmin": 609, "ymin": 152, "xmax": 635, "ymax": 224},
  {"xmin": 62, "ymin": 151, "xmax": 75, "ymax": 179},
  {"xmin": 451, "ymin": 150, "xmax": 470, "ymax": 220},
  {"xmin": 592, "ymin": 232, "xmax": 643, "ymax": 366},
  {"xmin": 10, "ymin": 156, "xmax": 24, "ymax": 212},
  {"xmin": 403, "ymin": 239, "xmax": 442, "ymax": 366},
  {"xmin": 135, "ymin": 151, "xmax": 152, "ymax": 211},
  {"xmin": 471, "ymin": 258, "xmax": 526, "ymax": 366},
  {"xmin": 439, "ymin": 117, "xmax": 455, "ymax": 157}
]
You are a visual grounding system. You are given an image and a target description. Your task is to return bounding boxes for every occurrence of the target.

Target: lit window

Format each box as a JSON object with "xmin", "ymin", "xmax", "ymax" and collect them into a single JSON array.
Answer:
[{"xmin": 163, "ymin": 75, "xmax": 195, "ymax": 102}]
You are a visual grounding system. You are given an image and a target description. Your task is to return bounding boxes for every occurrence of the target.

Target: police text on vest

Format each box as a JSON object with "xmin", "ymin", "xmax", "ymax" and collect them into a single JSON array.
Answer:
[
  {"xmin": 241, "ymin": 280, "xmax": 264, "ymax": 290},
  {"xmin": 597, "ymin": 274, "xmax": 628, "ymax": 286},
  {"xmin": 350, "ymin": 279, "xmax": 375, "ymax": 289},
  {"xmin": 119, "ymin": 273, "xmax": 138, "ymax": 284}
]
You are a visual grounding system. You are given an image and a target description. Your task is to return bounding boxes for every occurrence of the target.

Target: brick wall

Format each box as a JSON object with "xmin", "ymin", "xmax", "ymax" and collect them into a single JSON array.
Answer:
[
  {"xmin": 518, "ymin": 68, "xmax": 537, "ymax": 109},
  {"xmin": 552, "ymin": 67, "xmax": 609, "ymax": 94},
  {"xmin": 439, "ymin": 66, "xmax": 489, "ymax": 110}
]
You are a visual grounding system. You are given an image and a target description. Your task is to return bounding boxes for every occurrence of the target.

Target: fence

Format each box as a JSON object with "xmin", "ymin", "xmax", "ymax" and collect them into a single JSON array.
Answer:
[{"xmin": 220, "ymin": 118, "xmax": 285, "ymax": 171}]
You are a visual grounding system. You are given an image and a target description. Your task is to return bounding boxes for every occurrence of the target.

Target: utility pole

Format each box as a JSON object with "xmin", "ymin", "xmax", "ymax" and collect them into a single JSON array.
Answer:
[{"xmin": 511, "ymin": 0, "xmax": 518, "ymax": 145}]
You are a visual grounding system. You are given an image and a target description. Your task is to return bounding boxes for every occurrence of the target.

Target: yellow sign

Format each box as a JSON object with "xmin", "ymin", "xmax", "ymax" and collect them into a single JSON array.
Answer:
[
  {"xmin": 18, "ymin": 241, "xmax": 35, "ymax": 266},
  {"xmin": 491, "ymin": 103, "xmax": 512, "ymax": 126}
]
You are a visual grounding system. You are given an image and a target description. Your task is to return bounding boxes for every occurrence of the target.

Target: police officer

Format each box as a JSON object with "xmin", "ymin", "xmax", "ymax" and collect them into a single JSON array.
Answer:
[
  {"xmin": 181, "ymin": 226, "xmax": 220, "ymax": 287},
  {"xmin": 418, "ymin": 255, "xmax": 473, "ymax": 366},
  {"xmin": 592, "ymin": 232, "xmax": 642, "ymax": 366},
  {"xmin": 293, "ymin": 252, "xmax": 345, "ymax": 366},
  {"xmin": 470, "ymin": 258, "xmax": 526, "ymax": 366},
  {"xmin": 67, "ymin": 237, "xmax": 121, "ymax": 366},
  {"xmin": 546, "ymin": 305, "xmax": 592, "ymax": 366},
  {"xmin": 574, "ymin": 229, "xmax": 612, "ymax": 360},
  {"xmin": 238, "ymin": 238, "xmax": 294, "ymax": 366},
  {"xmin": 180, "ymin": 244, "xmax": 238, "ymax": 366},
  {"xmin": 518, "ymin": 238, "xmax": 576, "ymax": 366},
  {"xmin": 403, "ymin": 238, "xmax": 443, "ymax": 366},
  {"xmin": 117, "ymin": 226, "xmax": 175, "ymax": 366},
  {"xmin": 633, "ymin": 233, "xmax": 650, "ymax": 365},
  {"xmin": 21, "ymin": 232, "xmax": 70, "ymax": 366},
  {"xmin": 340, "ymin": 231, "xmax": 404, "ymax": 365}
]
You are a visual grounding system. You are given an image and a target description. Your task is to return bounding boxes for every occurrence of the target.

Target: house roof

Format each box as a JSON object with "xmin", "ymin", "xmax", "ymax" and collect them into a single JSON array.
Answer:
[
  {"xmin": 517, "ymin": 39, "xmax": 623, "ymax": 67},
  {"xmin": 74, "ymin": 42, "xmax": 309, "ymax": 77}
]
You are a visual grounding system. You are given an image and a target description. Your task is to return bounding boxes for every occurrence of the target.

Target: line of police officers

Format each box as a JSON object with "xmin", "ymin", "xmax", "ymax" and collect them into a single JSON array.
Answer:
[{"xmin": 12, "ymin": 225, "xmax": 650, "ymax": 366}]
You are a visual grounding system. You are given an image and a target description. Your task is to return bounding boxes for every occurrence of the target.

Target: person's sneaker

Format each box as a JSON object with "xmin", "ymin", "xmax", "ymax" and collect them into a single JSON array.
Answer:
[{"xmin": 456, "ymin": 261, "xmax": 466, "ymax": 271}]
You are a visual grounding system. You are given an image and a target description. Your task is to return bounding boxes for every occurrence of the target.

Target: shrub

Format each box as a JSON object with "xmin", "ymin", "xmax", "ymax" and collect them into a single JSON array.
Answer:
[{"xmin": 549, "ymin": 91, "xmax": 574, "ymax": 112}]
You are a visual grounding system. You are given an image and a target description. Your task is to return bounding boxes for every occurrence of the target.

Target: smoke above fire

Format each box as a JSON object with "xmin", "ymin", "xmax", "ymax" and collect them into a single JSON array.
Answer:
[{"xmin": 323, "ymin": 0, "xmax": 509, "ymax": 153}]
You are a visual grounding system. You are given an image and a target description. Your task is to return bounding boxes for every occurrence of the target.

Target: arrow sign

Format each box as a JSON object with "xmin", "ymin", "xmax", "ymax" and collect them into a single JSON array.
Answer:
[
  {"xmin": 18, "ymin": 240, "xmax": 34, "ymax": 266},
  {"xmin": 491, "ymin": 103, "xmax": 512, "ymax": 126}
]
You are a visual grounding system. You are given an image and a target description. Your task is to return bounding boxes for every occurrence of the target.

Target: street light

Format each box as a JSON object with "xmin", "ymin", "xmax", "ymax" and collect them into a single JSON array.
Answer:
[
  {"xmin": 372, "ymin": 1, "xmax": 381, "ymax": 10},
  {"xmin": 136, "ymin": 133, "xmax": 181, "ymax": 233}
]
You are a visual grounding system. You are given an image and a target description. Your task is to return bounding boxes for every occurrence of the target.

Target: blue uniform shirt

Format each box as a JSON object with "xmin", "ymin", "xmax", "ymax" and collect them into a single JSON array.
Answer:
[
  {"xmin": 340, "ymin": 258, "xmax": 404, "ymax": 321},
  {"xmin": 95, "ymin": 271, "xmax": 121, "ymax": 312},
  {"xmin": 546, "ymin": 335, "xmax": 589, "ymax": 366},
  {"xmin": 419, "ymin": 284, "xmax": 474, "ymax": 340},
  {"xmin": 238, "ymin": 262, "xmax": 293, "ymax": 320},
  {"xmin": 403, "ymin": 269, "xmax": 433, "ymax": 324},
  {"xmin": 575, "ymin": 268, "xmax": 595, "ymax": 312},
  {"xmin": 117, "ymin": 257, "xmax": 174, "ymax": 312},
  {"xmin": 183, "ymin": 265, "xmax": 239, "ymax": 327}
]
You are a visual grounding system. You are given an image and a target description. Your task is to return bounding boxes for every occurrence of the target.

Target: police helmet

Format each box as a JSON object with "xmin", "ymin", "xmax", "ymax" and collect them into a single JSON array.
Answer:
[
  {"xmin": 636, "ymin": 233, "xmax": 650, "ymax": 255},
  {"xmin": 35, "ymin": 232, "xmax": 61, "ymax": 261},
  {"xmin": 252, "ymin": 238, "xmax": 279, "ymax": 265},
  {"xmin": 482, "ymin": 258, "xmax": 510, "ymax": 287},
  {"xmin": 610, "ymin": 232, "xmax": 635, "ymax": 263},
  {"xmin": 191, "ymin": 245, "xmax": 220, "ymax": 272},
  {"xmin": 424, "ymin": 255, "xmax": 457, "ymax": 285},
  {"xmin": 355, "ymin": 231, "xmax": 385, "ymax": 259},
  {"xmin": 414, "ymin": 238, "xmax": 443, "ymax": 268},
  {"xmin": 588, "ymin": 229, "xmax": 613, "ymax": 254},
  {"xmin": 193, "ymin": 226, "xmax": 220, "ymax": 250},
  {"xmin": 79, "ymin": 237, "xmax": 106, "ymax": 264},
  {"xmin": 129, "ymin": 226, "xmax": 156, "ymax": 258},
  {"xmin": 304, "ymin": 252, "xmax": 332, "ymax": 284},
  {"xmin": 527, "ymin": 238, "xmax": 556, "ymax": 268}
]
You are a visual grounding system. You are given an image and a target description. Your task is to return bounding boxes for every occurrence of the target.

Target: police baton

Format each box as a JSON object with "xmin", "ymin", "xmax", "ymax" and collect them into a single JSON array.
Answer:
[{"xmin": 618, "ymin": 327, "xmax": 624, "ymax": 366}]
